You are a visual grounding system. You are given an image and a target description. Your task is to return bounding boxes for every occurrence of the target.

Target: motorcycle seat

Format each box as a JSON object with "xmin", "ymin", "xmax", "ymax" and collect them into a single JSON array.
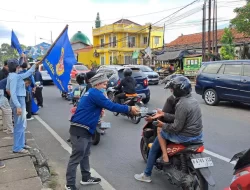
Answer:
[
  {"xmin": 182, "ymin": 140, "xmax": 204, "ymax": 146},
  {"xmin": 125, "ymin": 93, "xmax": 138, "ymax": 97}
]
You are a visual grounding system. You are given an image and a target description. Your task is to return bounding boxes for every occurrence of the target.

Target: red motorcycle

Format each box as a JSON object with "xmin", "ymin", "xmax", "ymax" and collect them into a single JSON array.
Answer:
[
  {"xmin": 224, "ymin": 149, "xmax": 250, "ymax": 190},
  {"xmin": 140, "ymin": 112, "xmax": 215, "ymax": 190}
]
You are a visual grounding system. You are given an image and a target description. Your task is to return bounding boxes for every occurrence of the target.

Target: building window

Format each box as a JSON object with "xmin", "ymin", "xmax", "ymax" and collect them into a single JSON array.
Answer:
[
  {"xmin": 128, "ymin": 36, "xmax": 135, "ymax": 47},
  {"xmin": 154, "ymin": 37, "xmax": 160, "ymax": 45},
  {"xmin": 109, "ymin": 56, "xmax": 113, "ymax": 64},
  {"xmin": 143, "ymin": 37, "xmax": 148, "ymax": 45},
  {"xmin": 101, "ymin": 56, "xmax": 105, "ymax": 65},
  {"xmin": 101, "ymin": 39, "xmax": 104, "ymax": 48},
  {"xmin": 113, "ymin": 36, "xmax": 117, "ymax": 47},
  {"xmin": 109, "ymin": 36, "xmax": 117, "ymax": 47}
]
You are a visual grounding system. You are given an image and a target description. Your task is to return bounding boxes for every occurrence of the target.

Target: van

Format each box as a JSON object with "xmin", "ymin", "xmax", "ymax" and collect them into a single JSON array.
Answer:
[{"xmin": 195, "ymin": 60, "xmax": 250, "ymax": 106}]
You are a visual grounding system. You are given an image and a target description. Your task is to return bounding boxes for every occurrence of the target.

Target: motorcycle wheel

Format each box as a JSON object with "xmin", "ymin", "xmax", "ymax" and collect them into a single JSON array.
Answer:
[
  {"xmin": 131, "ymin": 115, "xmax": 141, "ymax": 124},
  {"xmin": 140, "ymin": 138, "xmax": 148, "ymax": 163},
  {"xmin": 92, "ymin": 131, "xmax": 101, "ymax": 145},
  {"xmin": 182, "ymin": 163, "xmax": 209, "ymax": 190}
]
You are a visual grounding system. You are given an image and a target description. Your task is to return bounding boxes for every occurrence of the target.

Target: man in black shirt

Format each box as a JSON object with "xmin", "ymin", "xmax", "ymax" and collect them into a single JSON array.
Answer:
[
  {"xmin": 0, "ymin": 60, "xmax": 10, "ymax": 100},
  {"xmin": 114, "ymin": 68, "xmax": 136, "ymax": 104}
]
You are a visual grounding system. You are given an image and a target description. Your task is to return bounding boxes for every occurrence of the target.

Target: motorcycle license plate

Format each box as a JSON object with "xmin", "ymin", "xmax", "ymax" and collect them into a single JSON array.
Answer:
[
  {"xmin": 139, "ymin": 107, "xmax": 148, "ymax": 115},
  {"xmin": 191, "ymin": 157, "xmax": 214, "ymax": 169},
  {"xmin": 101, "ymin": 122, "xmax": 111, "ymax": 129}
]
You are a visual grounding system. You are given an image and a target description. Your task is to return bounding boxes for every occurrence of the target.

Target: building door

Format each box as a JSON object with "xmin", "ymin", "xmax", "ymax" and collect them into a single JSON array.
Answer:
[
  {"xmin": 101, "ymin": 56, "xmax": 105, "ymax": 65},
  {"xmin": 125, "ymin": 56, "xmax": 132, "ymax": 65}
]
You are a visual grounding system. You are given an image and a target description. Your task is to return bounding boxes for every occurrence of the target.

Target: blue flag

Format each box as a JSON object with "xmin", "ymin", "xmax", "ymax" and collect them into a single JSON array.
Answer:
[
  {"xmin": 11, "ymin": 30, "xmax": 23, "ymax": 55},
  {"xmin": 42, "ymin": 27, "xmax": 76, "ymax": 92},
  {"xmin": 31, "ymin": 98, "xmax": 39, "ymax": 113}
]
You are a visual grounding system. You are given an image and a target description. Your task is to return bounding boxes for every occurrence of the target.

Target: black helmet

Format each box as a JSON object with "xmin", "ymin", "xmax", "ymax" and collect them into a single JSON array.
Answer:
[
  {"xmin": 7, "ymin": 59, "xmax": 19, "ymax": 73},
  {"xmin": 164, "ymin": 74, "xmax": 183, "ymax": 87},
  {"xmin": 123, "ymin": 68, "xmax": 132, "ymax": 77},
  {"xmin": 76, "ymin": 73, "xmax": 86, "ymax": 85},
  {"xmin": 85, "ymin": 71, "xmax": 96, "ymax": 83},
  {"xmin": 166, "ymin": 76, "xmax": 192, "ymax": 97}
]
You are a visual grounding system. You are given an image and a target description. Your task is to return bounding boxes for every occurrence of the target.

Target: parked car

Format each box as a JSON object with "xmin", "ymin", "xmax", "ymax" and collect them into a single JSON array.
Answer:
[
  {"xmin": 98, "ymin": 65, "xmax": 124, "ymax": 70},
  {"xmin": 29, "ymin": 62, "xmax": 53, "ymax": 83},
  {"xmin": 70, "ymin": 63, "xmax": 90, "ymax": 78},
  {"xmin": 124, "ymin": 65, "xmax": 159, "ymax": 85},
  {"xmin": 97, "ymin": 67, "xmax": 151, "ymax": 104},
  {"xmin": 195, "ymin": 60, "xmax": 250, "ymax": 106}
]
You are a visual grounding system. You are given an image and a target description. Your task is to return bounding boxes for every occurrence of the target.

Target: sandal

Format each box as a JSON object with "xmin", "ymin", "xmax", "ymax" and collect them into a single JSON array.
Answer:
[
  {"xmin": 13, "ymin": 149, "xmax": 29, "ymax": 154},
  {"xmin": 156, "ymin": 157, "xmax": 171, "ymax": 166}
]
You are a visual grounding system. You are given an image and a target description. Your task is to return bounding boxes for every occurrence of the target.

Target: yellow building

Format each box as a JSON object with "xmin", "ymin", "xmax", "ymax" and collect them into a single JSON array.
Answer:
[
  {"xmin": 75, "ymin": 19, "xmax": 164, "ymax": 67},
  {"xmin": 93, "ymin": 19, "xmax": 164, "ymax": 65}
]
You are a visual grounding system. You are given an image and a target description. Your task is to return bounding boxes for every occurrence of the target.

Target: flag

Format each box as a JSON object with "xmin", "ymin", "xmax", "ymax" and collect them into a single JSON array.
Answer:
[
  {"xmin": 42, "ymin": 26, "xmax": 76, "ymax": 92},
  {"xmin": 11, "ymin": 30, "xmax": 23, "ymax": 55},
  {"xmin": 31, "ymin": 98, "xmax": 39, "ymax": 113}
]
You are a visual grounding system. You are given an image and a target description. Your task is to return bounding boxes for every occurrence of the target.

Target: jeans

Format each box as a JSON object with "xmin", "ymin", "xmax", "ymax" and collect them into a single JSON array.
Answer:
[
  {"xmin": 144, "ymin": 132, "xmax": 203, "ymax": 177},
  {"xmin": 66, "ymin": 134, "xmax": 92, "ymax": 186},
  {"xmin": 144, "ymin": 137, "xmax": 161, "ymax": 176},
  {"xmin": 10, "ymin": 96, "xmax": 27, "ymax": 152}
]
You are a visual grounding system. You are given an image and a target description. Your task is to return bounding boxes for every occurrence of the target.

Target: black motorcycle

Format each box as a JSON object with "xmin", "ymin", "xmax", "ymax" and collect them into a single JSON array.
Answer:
[
  {"xmin": 140, "ymin": 112, "xmax": 215, "ymax": 190},
  {"xmin": 107, "ymin": 87, "xmax": 146, "ymax": 124}
]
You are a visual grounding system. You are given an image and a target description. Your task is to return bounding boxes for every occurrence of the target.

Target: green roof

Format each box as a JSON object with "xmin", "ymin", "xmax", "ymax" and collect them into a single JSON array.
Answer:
[{"xmin": 70, "ymin": 31, "xmax": 91, "ymax": 46}]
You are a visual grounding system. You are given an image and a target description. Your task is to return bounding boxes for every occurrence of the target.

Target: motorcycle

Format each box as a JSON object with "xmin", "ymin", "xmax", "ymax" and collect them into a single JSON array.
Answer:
[
  {"xmin": 61, "ymin": 83, "xmax": 73, "ymax": 100},
  {"xmin": 224, "ymin": 148, "xmax": 250, "ymax": 190},
  {"xmin": 107, "ymin": 87, "xmax": 147, "ymax": 124},
  {"xmin": 140, "ymin": 111, "xmax": 215, "ymax": 190}
]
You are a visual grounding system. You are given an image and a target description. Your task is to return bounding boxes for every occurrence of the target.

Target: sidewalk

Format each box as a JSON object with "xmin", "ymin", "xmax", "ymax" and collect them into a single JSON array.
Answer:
[{"xmin": 0, "ymin": 112, "xmax": 44, "ymax": 190}]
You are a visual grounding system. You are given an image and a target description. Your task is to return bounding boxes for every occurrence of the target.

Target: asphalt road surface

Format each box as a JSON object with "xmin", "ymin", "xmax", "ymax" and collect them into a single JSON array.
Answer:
[{"xmin": 28, "ymin": 84, "xmax": 250, "ymax": 190}]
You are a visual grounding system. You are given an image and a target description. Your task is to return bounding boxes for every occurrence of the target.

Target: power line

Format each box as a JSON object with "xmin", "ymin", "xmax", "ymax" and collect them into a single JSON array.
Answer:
[{"xmin": 91, "ymin": 0, "xmax": 201, "ymax": 49}]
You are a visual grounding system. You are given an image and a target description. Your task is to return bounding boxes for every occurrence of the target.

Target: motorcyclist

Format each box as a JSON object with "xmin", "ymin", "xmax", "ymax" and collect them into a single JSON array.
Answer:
[
  {"xmin": 114, "ymin": 68, "xmax": 136, "ymax": 104},
  {"xmin": 74, "ymin": 73, "xmax": 86, "ymax": 98},
  {"xmin": 135, "ymin": 76, "xmax": 203, "ymax": 183}
]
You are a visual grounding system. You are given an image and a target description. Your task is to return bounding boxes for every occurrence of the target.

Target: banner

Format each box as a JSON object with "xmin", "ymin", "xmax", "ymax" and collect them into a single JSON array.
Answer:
[
  {"xmin": 42, "ymin": 25, "xmax": 76, "ymax": 92},
  {"xmin": 11, "ymin": 30, "xmax": 22, "ymax": 55}
]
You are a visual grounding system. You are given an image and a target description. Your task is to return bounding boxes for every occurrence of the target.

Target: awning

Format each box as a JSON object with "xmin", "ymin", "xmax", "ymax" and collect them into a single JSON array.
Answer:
[{"xmin": 156, "ymin": 50, "xmax": 183, "ymax": 61}]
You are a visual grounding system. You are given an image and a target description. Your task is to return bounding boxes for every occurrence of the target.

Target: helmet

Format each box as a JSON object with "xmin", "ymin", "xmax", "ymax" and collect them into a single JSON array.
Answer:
[
  {"xmin": 76, "ymin": 73, "xmax": 86, "ymax": 85},
  {"xmin": 7, "ymin": 59, "xmax": 19, "ymax": 73},
  {"xmin": 166, "ymin": 76, "xmax": 192, "ymax": 97},
  {"xmin": 164, "ymin": 74, "xmax": 183, "ymax": 89},
  {"xmin": 123, "ymin": 68, "xmax": 132, "ymax": 77},
  {"xmin": 85, "ymin": 71, "xmax": 96, "ymax": 83}
]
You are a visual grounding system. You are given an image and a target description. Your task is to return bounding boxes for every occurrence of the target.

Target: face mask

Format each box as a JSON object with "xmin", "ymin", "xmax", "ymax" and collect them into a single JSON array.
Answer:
[{"xmin": 99, "ymin": 88, "xmax": 106, "ymax": 93}]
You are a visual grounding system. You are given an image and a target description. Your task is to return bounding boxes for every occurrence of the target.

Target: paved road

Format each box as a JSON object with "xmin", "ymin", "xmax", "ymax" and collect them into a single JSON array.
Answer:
[{"xmin": 28, "ymin": 84, "xmax": 250, "ymax": 190}]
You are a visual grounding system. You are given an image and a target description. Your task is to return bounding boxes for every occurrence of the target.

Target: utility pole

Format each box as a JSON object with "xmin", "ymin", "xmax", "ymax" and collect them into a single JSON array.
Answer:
[
  {"xmin": 202, "ymin": 0, "xmax": 207, "ymax": 60},
  {"xmin": 208, "ymin": 0, "xmax": 212, "ymax": 57},
  {"xmin": 212, "ymin": 0, "xmax": 215, "ymax": 54},
  {"xmin": 215, "ymin": 0, "xmax": 218, "ymax": 54},
  {"xmin": 148, "ymin": 24, "xmax": 152, "ymax": 47},
  {"xmin": 162, "ymin": 23, "xmax": 165, "ymax": 49}
]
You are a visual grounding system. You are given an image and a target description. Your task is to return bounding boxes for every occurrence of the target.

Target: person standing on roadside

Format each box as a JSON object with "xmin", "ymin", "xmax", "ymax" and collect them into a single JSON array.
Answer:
[
  {"xmin": 34, "ymin": 65, "xmax": 43, "ymax": 108},
  {"xmin": 0, "ymin": 60, "xmax": 10, "ymax": 100},
  {"xmin": 6, "ymin": 55, "xmax": 40, "ymax": 154},
  {"xmin": 65, "ymin": 73, "xmax": 139, "ymax": 190}
]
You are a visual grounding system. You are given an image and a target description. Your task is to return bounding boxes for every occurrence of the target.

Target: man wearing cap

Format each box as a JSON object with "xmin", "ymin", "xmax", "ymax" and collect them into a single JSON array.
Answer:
[{"xmin": 65, "ymin": 73, "xmax": 139, "ymax": 190}]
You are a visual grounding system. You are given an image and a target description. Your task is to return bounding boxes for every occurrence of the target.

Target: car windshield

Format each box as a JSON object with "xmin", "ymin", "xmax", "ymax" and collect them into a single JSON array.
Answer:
[
  {"xmin": 140, "ymin": 66, "xmax": 153, "ymax": 72},
  {"xmin": 74, "ymin": 65, "xmax": 88, "ymax": 71}
]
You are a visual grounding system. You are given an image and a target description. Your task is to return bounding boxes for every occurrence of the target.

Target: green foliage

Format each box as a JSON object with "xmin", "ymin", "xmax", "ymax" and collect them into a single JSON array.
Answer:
[
  {"xmin": 231, "ymin": 2, "xmax": 250, "ymax": 36},
  {"xmin": 220, "ymin": 28, "xmax": 235, "ymax": 60},
  {"xmin": 0, "ymin": 43, "xmax": 27, "ymax": 64}
]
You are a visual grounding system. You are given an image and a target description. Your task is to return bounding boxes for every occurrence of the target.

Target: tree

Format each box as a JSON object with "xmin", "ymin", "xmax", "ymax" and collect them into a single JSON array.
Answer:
[
  {"xmin": 230, "ymin": 1, "xmax": 250, "ymax": 36},
  {"xmin": 220, "ymin": 28, "xmax": 235, "ymax": 60},
  {"xmin": 0, "ymin": 43, "xmax": 27, "ymax": 64}
]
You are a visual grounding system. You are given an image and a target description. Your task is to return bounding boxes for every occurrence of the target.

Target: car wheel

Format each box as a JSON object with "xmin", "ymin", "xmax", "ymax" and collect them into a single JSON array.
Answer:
[
  {"xmin": 142, "ymin": 97, "xmax": 150, "ymax": 104},
  {"xmin": 204, "ymin": 89, "xmax": 219, "ymax": 106}
]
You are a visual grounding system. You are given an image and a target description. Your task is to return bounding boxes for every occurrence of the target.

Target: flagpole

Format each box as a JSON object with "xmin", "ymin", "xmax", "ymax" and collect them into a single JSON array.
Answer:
[{"xmin": 40, "ymin": 25, "xmax": 68, "ymax": 62}]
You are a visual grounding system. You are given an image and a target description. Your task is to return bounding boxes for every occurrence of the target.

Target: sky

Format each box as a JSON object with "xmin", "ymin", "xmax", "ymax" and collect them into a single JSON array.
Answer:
[{"xmin": 0, "ymin": 0, "xmax": 246, "ymax": 47}]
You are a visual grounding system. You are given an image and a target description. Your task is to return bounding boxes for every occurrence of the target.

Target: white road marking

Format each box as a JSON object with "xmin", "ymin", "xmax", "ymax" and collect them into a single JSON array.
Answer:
[
  {"xmin": 204, "ymin": 149, "xmax": 236, "ymax": 165},
  {"xmin": 34, "ymin": 115, "xmax": 116, "ymax": 190}
]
